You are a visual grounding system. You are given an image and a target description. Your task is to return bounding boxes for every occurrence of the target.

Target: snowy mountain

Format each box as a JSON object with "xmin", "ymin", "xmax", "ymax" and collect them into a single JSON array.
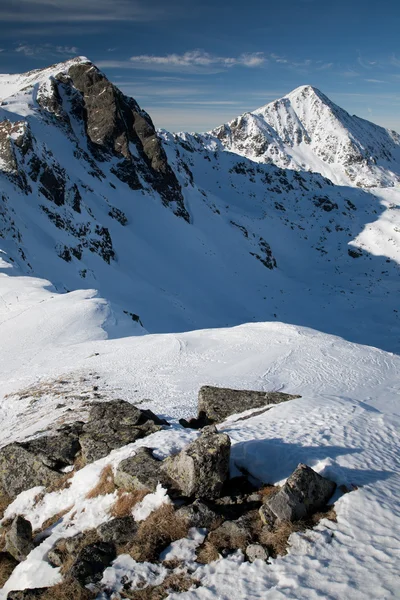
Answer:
[
  {"xmin": 0, "ymin": 58, "xmax": 399, "ymax": 600},
  {"xmin": 204, "ymin": 85, "xmax": 400, "ymax": 188},
  {"xmin": 0, "ymin": 57, "xmax": 399, "ymax": 351}
]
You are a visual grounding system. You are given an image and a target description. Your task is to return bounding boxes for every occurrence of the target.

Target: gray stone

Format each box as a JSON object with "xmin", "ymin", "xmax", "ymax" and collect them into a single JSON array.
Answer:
[
  {"xmin": 69, "ymin": 541, "xmax": 116, "ymax": 585},
  {"xmin": 176, "ymin": 499, "xmax": 222, "ymax": 530},
  {"xmin": 207, "ymin": 520, "xmax": 251, "ymax": 552},
  {"xmin": 5, "ymin": 516, "xmax": 34, "ymax": 562},
  {"xmin": 260, "ymin": 464, "xmax": 336, "ymax": 525},
  {"xmin": 161, "ymin": 428, "xmax": 231, "ymax": 499},
  {"xmin": 198, "ymin": 386, "xmax": 301, "ymax": 423},
  {"xmin": 115, "ymin": 447, "xmax": 163, "ymax": 492},
  {"xmin": 22, "ymin": 429, "xmax": 81, "ymax": 470},
  {"xmin": 80, "ymin": 400, "xmax": 168, "ymax": 463},
  {"xmin": 97, "ymin": 516, "xmax": 138, "ymax": 544},
  {"xmin": 0, "ymin": 444, "xmax": 63, "ymax": 499},
  {"xmin": 245, "ymin": 543, "xmax": 269, "ymax": 562}
]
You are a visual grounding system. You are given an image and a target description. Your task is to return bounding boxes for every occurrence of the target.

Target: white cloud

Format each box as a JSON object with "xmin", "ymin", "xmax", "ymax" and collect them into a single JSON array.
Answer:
[
  {"xmin": 0, "ymin": 0, "xmax": 167, "ymax": 22},
  {"xmin": 14, "ymin": 43, "xmax": 79, "ymax": 57},
  {"xmin": 365, "ymin": 79, "xmax": 386, "ymax": 84},
  {"xmin": 128, "ymin": 50, "xmax": 266, "ymax": 71}
]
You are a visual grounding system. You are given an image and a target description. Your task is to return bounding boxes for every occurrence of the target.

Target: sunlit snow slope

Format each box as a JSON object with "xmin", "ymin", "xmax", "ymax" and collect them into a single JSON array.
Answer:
[{"xmin": 0, "ymin": 58, "xmax": 399, "ymax": 352}]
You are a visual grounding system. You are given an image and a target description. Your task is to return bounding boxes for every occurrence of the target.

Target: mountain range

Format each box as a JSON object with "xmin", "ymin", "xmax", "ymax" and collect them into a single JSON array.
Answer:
[{"xmin": 0, "ymin": 56, "xmax": 399, "ymax": 351}]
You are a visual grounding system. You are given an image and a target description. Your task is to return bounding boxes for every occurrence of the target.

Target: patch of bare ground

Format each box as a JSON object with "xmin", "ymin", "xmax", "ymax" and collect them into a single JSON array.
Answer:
[
  {"xmin": 120, "ymin": 572, "xmax": 200, "ymax": 600},
  {"xmin": 259, "ymin": 506, "xmax": 337, "ymax": 557},
  {"xmin": 0, "ymin": 551, "xmax": 18, "ymax": 586},
  {"xmin": 39, "ymin": 578, "xmax": 96, "ymax": 599},
  {"xmin": 110, "ymin": 488, "xmax": 149, "ymax": 518},
  {"xmin": 86, "ymin": 465, "xmax": 116, "ymax": 499},
  {"xmin": 124, "ymin": 504, "xmax": 189, "ymax": 563}
]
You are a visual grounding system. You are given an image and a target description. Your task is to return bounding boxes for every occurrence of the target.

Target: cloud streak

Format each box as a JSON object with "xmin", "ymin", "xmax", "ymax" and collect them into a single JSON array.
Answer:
[{"xmin": 98, "ymin": 50, "xmax": 266, "ymax": 73}]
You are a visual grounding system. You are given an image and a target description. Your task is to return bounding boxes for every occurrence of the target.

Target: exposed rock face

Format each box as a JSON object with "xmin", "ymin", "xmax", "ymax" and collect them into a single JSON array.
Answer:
[
  {"xmin": 259, "ymin": 463, "xmax": 336, "ymax": 525},
  {"xmin": 97, "ymin": 516, "xmax": 138, "ymax": 544},
  {"xmin": 0, "ymin": 443, "xmax": 62, "ymax": 499},
  {"xmin": 66, "ymin": 62, "xmax": 189, "ymax": 220},
  {"xmin": 5, "ymin": 516, "xmax": 34, "ymax": 562},
  {"xmin": 7, "ymin": 590, "xmax": 49, "ymax": 600},
  {"xmin": 69, "ymin": 541, "xmax": 116, "ymax": 585},
  {"xmin": 21, "ymin": 424, "xmax": 82, "ymax": 470},
  {"xmin": 198, "ymin": 386, "xmax": 301, "ymax": 423},
  {"xmin": 176, "ymin": 499, "xmax": 222, "ymax": 530},
  {"xmin": 161, "ymin": 425, "xmax": 231, "ymax": 499},
  {"xmin": 115, "ymin": 447, "xmax": 163, "ymax": 492},
  {"xmin": 80, "ymin": 401, "xmax": 168, "ymax": 464}
]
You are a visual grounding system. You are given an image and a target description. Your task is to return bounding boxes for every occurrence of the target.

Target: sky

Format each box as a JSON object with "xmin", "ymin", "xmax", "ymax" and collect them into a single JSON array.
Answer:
[{"xmin": 0, "ymin": 0, "xmax": 400, "ymax": 132}]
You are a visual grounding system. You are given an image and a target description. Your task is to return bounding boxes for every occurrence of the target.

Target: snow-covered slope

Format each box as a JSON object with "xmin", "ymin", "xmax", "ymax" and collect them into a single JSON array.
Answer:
[
  {"xmin": 205, "ymin": 85, "xmax": 400, "ymax": 188},
  {"xmin": 0, "ymin": 277, "xmax": 399, "ymax": 598},
  {"xmin": 0, "ymin": 59, "xmax": 400, "ymax": 599},
  {"xmin": 0, "ymin": 59, "xmax": 399, "ymax": 352}
]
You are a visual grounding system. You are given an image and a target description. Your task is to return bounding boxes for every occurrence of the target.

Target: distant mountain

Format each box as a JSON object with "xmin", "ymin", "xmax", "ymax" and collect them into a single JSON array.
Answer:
[
  {"xmin": 0, "ymin": 58, "xmax": 399, "ymax": 351},
  {"xmin": 203, "ymin": 85, "xmax": 400, "ymax": 188}
]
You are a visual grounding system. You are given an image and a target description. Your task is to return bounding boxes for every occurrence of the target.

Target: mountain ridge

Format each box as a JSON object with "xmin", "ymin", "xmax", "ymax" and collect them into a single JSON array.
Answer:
[{"xmin": 0, "ymin": 57, "xmax": 399, "ymax": 352}]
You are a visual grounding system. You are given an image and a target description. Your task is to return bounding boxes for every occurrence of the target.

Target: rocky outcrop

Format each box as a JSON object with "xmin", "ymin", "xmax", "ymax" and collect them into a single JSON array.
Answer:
[
  {"xmin": 69, "ymin": 541, "xmax": 116, "ymax": 585},
  {"xmin": 115, "ymin": 447, "xmax": 164, "ymax": 492},
  {"xmin": 197, "ymin": 386, "xmax": 301, "ymax": 424},
  {"xmin": 79, "ymin": 401, "xmax": 168, "ymax": 464},
  {"xmin": 5, "ymin": 516, "xmax": 34, "ymax": 562},
  {"xmin": 259, "ymin": 463, "xmax": 336, "ymax": 526},
  {"xmin": 161, "ymin": 425, "xmax": 231, "ymax": 499},
  {"xmin": 65, "ymin": 62, "xmax": 189, "ymax": 221}
]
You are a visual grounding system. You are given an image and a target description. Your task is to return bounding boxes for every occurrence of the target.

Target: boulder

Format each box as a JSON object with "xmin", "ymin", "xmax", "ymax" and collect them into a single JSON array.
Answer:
[
  {"xmin": 161, "ymin": 426, "xmax": 231, "ymax": 499},
  {"xmin": 47, "ymin": 531, "xmax": 97, "ymax": 568},
  {"xmin": 176, "ymin": 499, "xmax": 222, "ymax": 530},
  {"xmin": 69, "ymin": 541, "xmax": 116, "ymax": 585},
  {"xmin": 259, "ymin": 464, "xmax": 336, "ymax": 525},
  {"xmin": 0, "ymin": 552, "xmax": 18, "ymax": 587},
  {"xmin": 0, "ymin": 443, "xmax": 68, "ymax": 499},
  {"xmin": 245, "ymin": 543, "xmax": 269, "ymax": 562},
  {"xmin": 97, "ymin": 516, "xmax": 138, "ymax": 544},
  {"xmin": 80, "ymin": 400, "xmax": 168, "ymax": 463},
  {"xmin": 21, "ymin": 426, "xmax": 82, "ymax": 470},
  {"xmin": 5, "ymin": 516, "xmax": 34, "ymax": 562},
  {"xmin": 198, "ymin": 386, "xmax": 301, "ymax": 423},
  {"xmin": 115, "ymin": 447, "xmax": 163, "ymax": 492}
]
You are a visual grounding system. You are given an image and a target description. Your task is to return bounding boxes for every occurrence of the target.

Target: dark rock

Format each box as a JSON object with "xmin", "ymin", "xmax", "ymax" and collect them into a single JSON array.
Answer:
[
  {"xmin": 22, "ymin": 429, "xmax": 81, "ymax": 470},
  {"xmin": 260, "ymin": 464, "xmax": 336, "ymax": 525},
  {"xmin": 97, "ymin": 516, "xmax": 138, "ymax": 544},
  {"xmin": 5, "ymin": 516, "xmax": 34, "ymax": 561},
  {"xmin": 69, "ymin": 541, "xmax": 116, "ymax": 585},
  {"xmin": 161, "ymin": 427, "xmax": 231, "ymax": 499},
  {"xmin": 115, "ymin": 447, "xmax": 163, "ymax": 492},
  {"xmin": 245, "ymin": 543, "xmax": 269, "ymax": 562},
  {"xmin": 47, "ymin": 532, "xmax": 92, "ymax": 568},
  {"xmin": 80, "ymin": 400, "xmax": 168, "ymax": 464},
  {"xmin": 198, "ymin": 386, "xmax": 301, "ymax": 423},
  {"xmin": 0, "ymin": 444, "xmax": 61, "ymax": 499},
  {"xmin": 0, "ymin": 552, "xmax": 18, "ymax": 587},
  {"xmin": 7, "ymin": 590, "xmax": 49, "ymax": 600},
  {"xmin": 176, "ymin": 499, "xmax": 222, "ymax": 530}
]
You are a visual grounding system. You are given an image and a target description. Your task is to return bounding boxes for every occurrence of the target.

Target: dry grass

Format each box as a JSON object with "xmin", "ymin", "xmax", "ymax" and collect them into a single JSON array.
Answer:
[
  {"xmin": 110, "ymin": 488, "xmax": 149, "ymax": 518},
  {"xmin": 85, "ymin": 465, "xmax": 115, "ymax": 499},
  {"xmin": 259, "ymin": 484, "xmax": 280, "ymax": 500},
  {"xmin": 74, "ymin": 452, "xmax": 87, "ymax": 471},
  {"xmin": 126, "ymin": 504, "xmax": 189, "ymax": 563},
  {"xmin": 35, "ymin": 506, "xmax": 73, "ymax": 536},
  {"xmin": 0, "ymin": 493, "xmax": 11, "ymax": 521},
  {"xmin": 0, "ymin": 552, "xmax": 18, "ymax": 588},
  {"xmin": 196, "ymin": 541, "xmax": 220, "ymax": 564},
  {"xmin": 259, "ymin": 506, "xmax": 337, "ymax": 557},
  {"xmin": 45, "ymin": 471, "xmax": 74, "ymax": 494},
  {"xmin": 39, "ymin": 578, "xmax": 95, "ymax": 599},
  {"xmin": 120, "ymin": 572, "xmax": 200, "ymax": 600}
]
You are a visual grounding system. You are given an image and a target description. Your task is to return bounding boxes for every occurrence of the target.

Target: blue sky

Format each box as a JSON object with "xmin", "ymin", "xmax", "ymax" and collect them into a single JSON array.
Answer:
[{"xmin": 1, "ymin": 0, "xmax": 400, "ymax": 132}]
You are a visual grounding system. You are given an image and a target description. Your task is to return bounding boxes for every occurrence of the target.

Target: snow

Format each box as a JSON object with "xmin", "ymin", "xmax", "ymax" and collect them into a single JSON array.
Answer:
[
  {"xmin": 0, "ymin": 60, "xmax": 399, "ymax": 599},
  {"xmin": 132, "ymin": 484, "xmax": 172, "ymax": 521}
]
